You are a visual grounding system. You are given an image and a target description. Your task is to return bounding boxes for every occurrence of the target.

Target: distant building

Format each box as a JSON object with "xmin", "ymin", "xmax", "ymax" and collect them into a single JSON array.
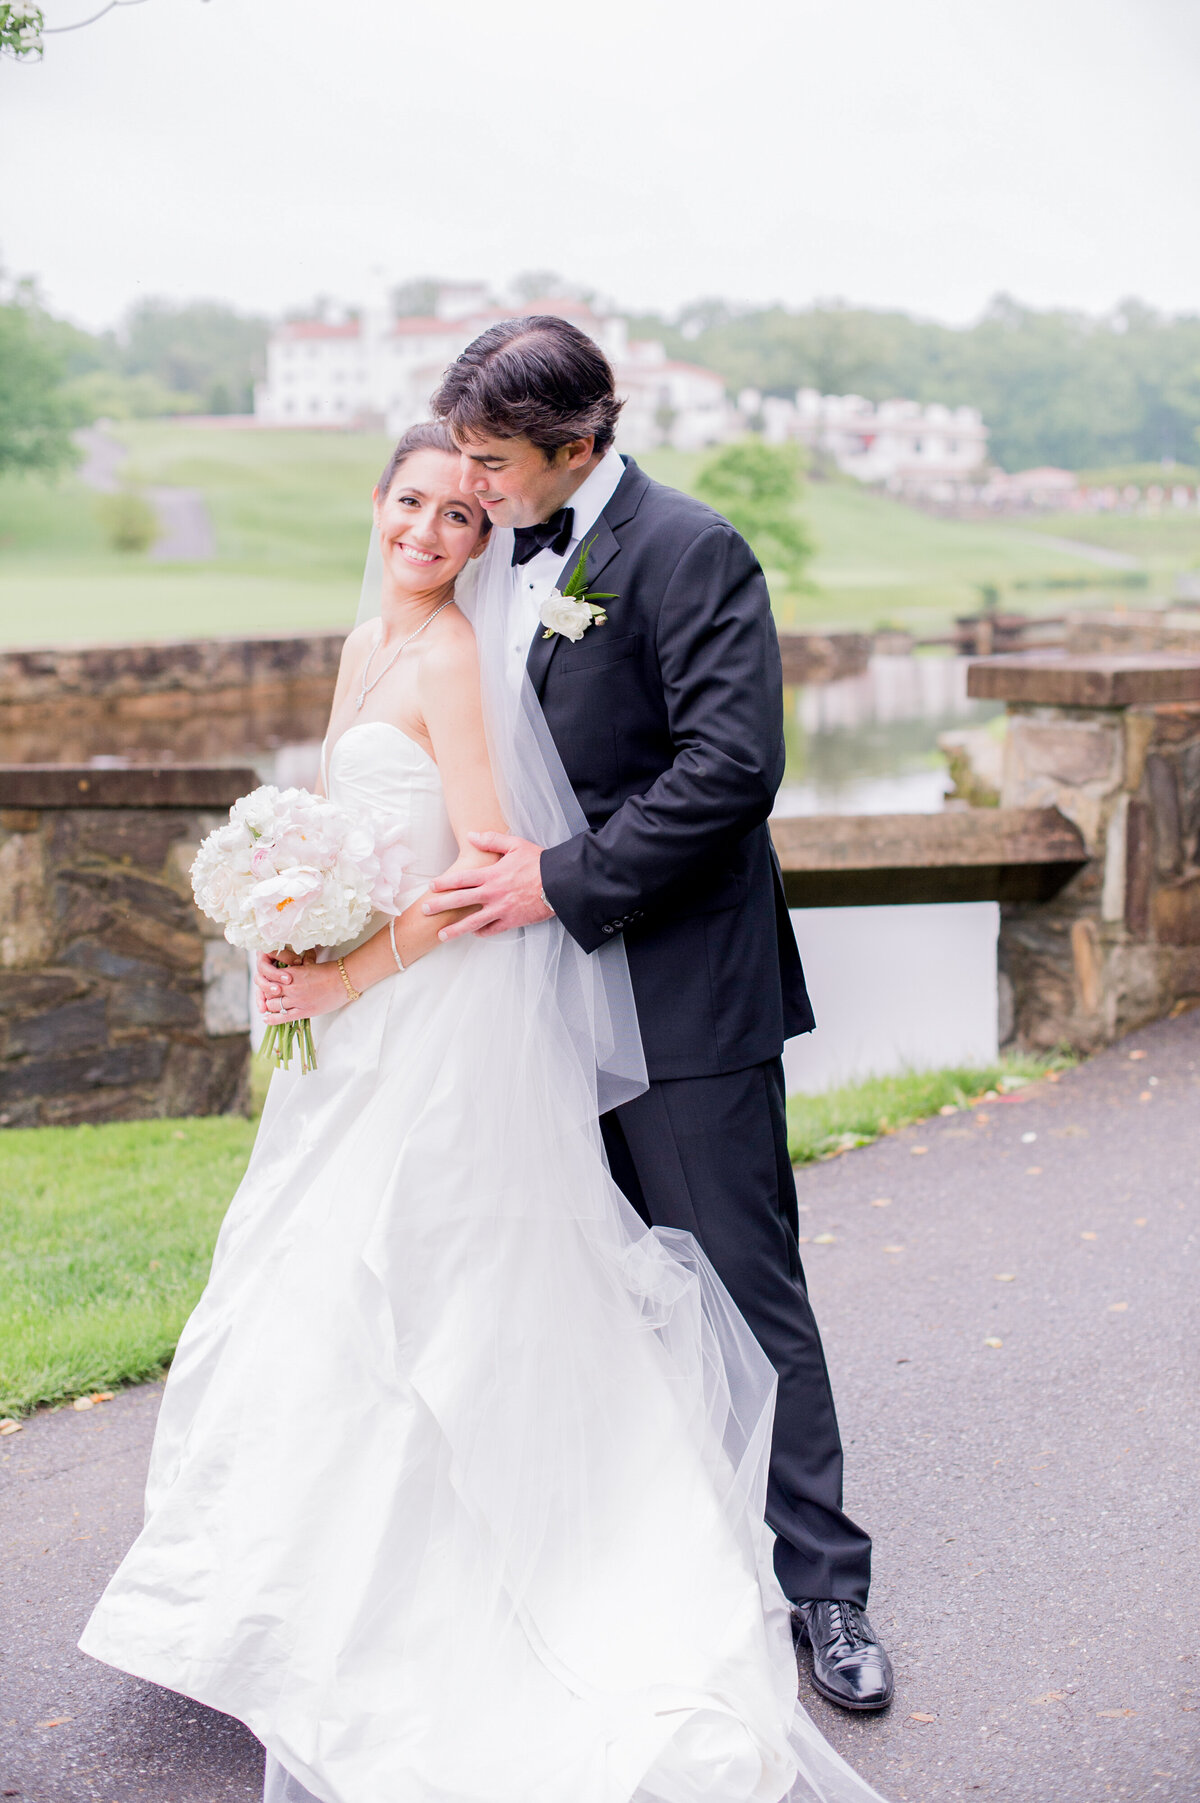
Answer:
[
  {"xmin": 755, "ymin": 388, "xmax": 989, "ymax": 497},
  {"xmin": 970, "ymin": 468, "xmax": 1200, "ymax": 515},
  {"xmin": 254, "ymin": 287, "xmax": 730, "ymax": 454},
  {"xmin": 977, "ymin": 466, "xmax": 1078, "ymax": 509}
]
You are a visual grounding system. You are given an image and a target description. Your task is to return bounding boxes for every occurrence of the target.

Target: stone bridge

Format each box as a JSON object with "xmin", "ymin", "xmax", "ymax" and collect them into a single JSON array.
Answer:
[{"xmin": 3, "ymin": 649, "xmax": 1200, "ymax": 1125}]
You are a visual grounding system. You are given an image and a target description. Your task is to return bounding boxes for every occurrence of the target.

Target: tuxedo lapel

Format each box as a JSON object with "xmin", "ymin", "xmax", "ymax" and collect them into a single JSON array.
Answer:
[
  {"xmin": 524, "ymin": 460, "xmax": 647, "ymax": 700},
  {"xmin": 558, "ymin": 513, "xmax": 620, "ymax": 596}
]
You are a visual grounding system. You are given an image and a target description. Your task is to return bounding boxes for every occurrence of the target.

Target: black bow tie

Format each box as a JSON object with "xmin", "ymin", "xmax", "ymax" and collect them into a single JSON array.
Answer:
[{"xmin": 511, "ymin": 506, "xmax": 575, "ymax": 567}]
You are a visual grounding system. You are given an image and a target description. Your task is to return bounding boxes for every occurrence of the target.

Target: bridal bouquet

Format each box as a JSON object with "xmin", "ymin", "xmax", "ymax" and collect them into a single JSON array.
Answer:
[{"xmin": 190, "ymin": 784, "xmax": 409, "ymax": 1073}]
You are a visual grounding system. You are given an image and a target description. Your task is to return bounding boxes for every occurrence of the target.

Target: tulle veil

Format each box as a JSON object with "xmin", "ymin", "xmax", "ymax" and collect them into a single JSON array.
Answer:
[
  {"xmin": 356, "ymin": 522, "xmax": 646, "ymax": 1118},
  {"xmin": 337, "ymin": 524, "xmax": 890, "ymax": 1803}
]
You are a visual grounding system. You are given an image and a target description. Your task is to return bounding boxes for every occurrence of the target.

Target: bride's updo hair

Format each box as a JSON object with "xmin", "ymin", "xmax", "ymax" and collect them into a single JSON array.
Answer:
[{"xmin": 377, "ymin": 421, "xmax": 489, "ymax": 535}]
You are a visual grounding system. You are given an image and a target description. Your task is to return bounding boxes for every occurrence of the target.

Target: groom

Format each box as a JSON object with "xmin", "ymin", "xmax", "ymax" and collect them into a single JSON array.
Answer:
[{"xmin": 424, "ymin": 315, "xmax": 893, "ymax": 1712}]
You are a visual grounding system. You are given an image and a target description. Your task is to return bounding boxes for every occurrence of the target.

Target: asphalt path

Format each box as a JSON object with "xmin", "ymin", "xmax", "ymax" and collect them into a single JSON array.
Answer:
[
  {"xmin": 2, "ymin": 1012, "xmax": 1198, "ymax": 1803},
  {"xmin": 72, "ymin": 427, "xmax": 215, "ymax": 561}
]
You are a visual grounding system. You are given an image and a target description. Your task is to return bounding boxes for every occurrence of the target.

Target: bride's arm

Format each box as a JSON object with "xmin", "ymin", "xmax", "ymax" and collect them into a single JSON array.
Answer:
[
  {"xmin": 314, "ymin": 622, "xmax": 376, "ymax": 798},
  {"xmin": 345, "ymin": 619, "xmax": 507, "ymax": 985},
  {"xmin": 258, "ymin": 617, "xmax": 506, "ymax": 1017},
  {"xmin": 252, "ymin": 626, "xmax": 367, "ymax": 1001}
]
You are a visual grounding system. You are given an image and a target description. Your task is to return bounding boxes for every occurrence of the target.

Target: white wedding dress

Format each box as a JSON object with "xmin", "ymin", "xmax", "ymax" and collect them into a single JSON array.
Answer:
[{"xmin": 80, "ymin": 720, "xmax": 884, "ymax": 1803}]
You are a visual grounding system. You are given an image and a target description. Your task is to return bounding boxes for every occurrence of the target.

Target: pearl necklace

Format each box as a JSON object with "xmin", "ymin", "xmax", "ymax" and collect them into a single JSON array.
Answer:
[{"xmin": 355, "ymin": 599, "xmax": 454, "ymax": 711}]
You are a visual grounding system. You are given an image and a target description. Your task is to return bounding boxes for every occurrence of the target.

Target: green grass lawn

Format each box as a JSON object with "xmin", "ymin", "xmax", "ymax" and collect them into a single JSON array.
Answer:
[
  {"xmin": 0, "ymin": 1113, "xmax": 257, "ymax": 1417},
  {"xmin": 0, "ymin": 424, "xmax": 1168, "ymax": 647},
  {"xmin": 1034, "ymin": 505, "xmax": 1200, "ymax": 584},
  {"xmin": 640, "ymin": 451, "xmax": 1141, "ymax": 631},
  {"xmin": 785, "ymin": 1052, "xmax": 1071, "ymax": 1165},
  {"xmin": 0, "ymin": 425, "xmax": 385, "ymax": 645},
  {"xmin": 0, "ymin": 1052, "xmax": 1067, "ymax": 1419}
]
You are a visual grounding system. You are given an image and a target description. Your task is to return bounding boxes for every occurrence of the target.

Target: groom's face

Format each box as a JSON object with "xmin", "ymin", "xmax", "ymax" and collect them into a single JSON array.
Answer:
[{"xmin": 456, "ymin": 431, "xmax": 597, "ymax": 529}]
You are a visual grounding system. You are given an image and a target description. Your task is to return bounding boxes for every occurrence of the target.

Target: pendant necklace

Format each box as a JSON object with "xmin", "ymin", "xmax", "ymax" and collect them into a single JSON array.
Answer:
[{"xmin": 356, "ymin": 599, "xmax": 454, "ymax": 711}]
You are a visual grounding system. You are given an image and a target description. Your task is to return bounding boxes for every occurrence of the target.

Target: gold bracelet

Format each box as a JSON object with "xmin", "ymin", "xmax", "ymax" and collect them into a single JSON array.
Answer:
[{"xmin": 336, "ymin": 956, "xmax": 362, "ymax": 1003}]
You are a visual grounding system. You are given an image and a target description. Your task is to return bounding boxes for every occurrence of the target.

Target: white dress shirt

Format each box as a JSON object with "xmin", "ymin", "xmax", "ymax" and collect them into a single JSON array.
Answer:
[{"xmin": 504, "ymin": 445, "xmax": 627, "ymax": 693}]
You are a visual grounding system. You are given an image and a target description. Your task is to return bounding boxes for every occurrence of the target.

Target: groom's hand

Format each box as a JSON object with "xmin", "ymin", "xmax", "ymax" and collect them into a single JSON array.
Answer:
[{"xmin": 424, "ymin": 832, "xmax": 554, "ymax": 939}]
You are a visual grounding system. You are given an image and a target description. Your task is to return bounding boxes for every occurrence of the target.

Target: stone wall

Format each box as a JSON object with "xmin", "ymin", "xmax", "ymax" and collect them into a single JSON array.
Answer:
[
  {"xmin": 1065, "ymin": 607, "xmax": 1200, "ymax": 657},
  {"xmin": 0, "ymin": 766, "xmax": 257, "ymax": 1127},
  {"xmin": 0, "ymin": 626, "xmax": 877, "ymax": 768},
  {"xmin": 0, "ymin": 630, "xmax": 346, "ymax": 706},
  {"xmin": 0, "ymin": 632, "xmax": 343, "ymax": 768},
  {"xmin": 969, "ymin": 654, "xmax": 1200, "ymax": 1053}
]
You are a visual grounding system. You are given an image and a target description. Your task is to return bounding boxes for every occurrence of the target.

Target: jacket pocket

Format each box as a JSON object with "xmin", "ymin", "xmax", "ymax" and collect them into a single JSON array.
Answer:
[{"xmin": 556, "ymin": 631, "xmax": 641, "ymax": 675}]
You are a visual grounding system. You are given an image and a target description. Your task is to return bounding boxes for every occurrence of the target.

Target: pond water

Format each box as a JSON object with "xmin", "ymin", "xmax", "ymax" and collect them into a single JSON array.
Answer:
[{"xmin": 779, "ymin": 656, "xmax": 1004, "ymax": 1094}]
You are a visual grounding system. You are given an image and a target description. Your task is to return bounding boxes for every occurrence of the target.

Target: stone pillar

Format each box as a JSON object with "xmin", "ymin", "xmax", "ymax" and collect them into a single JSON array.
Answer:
[
  {"xmin": 968, "ymin": 654, "xmax": 1200, "ymax": 1052},
  {"xmin": 0, "ymin": 765, "xmax": 257, "ymax": 1127}
]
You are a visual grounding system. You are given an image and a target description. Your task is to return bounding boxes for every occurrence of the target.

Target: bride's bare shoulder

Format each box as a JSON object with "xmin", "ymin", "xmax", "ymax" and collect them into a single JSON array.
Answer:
[
  {"xmin": 420, "ymin": 605, "xmax": 481, "ymax": 682},
  {"xmin": 339, "ymin": 619, "xmax": 376, "ymax": 663}
]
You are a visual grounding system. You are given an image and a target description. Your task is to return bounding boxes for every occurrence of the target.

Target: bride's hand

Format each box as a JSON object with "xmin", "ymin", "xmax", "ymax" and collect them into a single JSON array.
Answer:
[
  {"xmin": 254, "ymin": 947, "xmax": 321, "ymax": 1016},
  {"xmin": 257, "ymin": 955, "xmax": 348, "ymax": 1022}
]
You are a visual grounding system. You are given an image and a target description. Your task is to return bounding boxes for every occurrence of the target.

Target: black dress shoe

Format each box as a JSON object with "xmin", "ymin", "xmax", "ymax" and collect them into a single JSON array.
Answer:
[{"xmin": 793, "ymin": 1599, "xmax": 894, "ymax": 1712}]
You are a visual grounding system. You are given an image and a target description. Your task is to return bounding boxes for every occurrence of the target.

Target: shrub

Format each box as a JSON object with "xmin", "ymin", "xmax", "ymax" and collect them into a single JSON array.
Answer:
[{"xmin": 95, "ymin": 487, "xmax": 159, "ymax": 553}]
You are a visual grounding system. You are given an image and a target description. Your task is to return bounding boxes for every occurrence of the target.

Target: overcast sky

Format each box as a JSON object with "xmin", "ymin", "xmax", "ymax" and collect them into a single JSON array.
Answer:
[{"xmin": 4, "ymin": 0, "xmax": 1199, "ymax": 332}]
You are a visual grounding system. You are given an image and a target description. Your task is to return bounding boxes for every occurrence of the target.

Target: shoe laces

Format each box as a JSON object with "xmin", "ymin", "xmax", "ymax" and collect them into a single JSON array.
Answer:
[{"xmin": 826, "ymin": 1600, "xmax": 870, "ymax": 1647}]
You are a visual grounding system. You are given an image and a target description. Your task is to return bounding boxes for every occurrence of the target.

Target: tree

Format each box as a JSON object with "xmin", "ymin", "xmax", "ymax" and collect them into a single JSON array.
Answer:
[
  {"xmin": 695, "ymin": 440, "xmax": 813, "ymax": 587},
  {"xmin": 2, "ymin": 1, "xmax": 210, "ymax": 59},
  {"xmin": 0, "ymin": 302, "xmax": 77, "ymax": 475},
  {"xmin": 668, "ymin": 294, "xmax": 1200, "ymax": 472},
  {"xmin": 119, "ymin": 298, "xmax": 268, "ymax": 413},
  {"xmin": 510, "ymin": 271, "xmax": 569, "ymax": 305},
  {"xmin": 390, "ymin": 279, "xmax": 442, "ymax": 318},
  {"xmin": 61, "ymin": 369, "xmax": 200, "ymax": 421},
  {"xmin": 0, "ymin": 4, "xmax": 42, "ymax": 58}
]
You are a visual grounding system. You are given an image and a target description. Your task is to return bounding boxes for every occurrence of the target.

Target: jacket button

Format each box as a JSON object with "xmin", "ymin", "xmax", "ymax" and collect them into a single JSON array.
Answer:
[{"xmin": 602, "ymin": 924, "xmax": 615, "ymax": 935}]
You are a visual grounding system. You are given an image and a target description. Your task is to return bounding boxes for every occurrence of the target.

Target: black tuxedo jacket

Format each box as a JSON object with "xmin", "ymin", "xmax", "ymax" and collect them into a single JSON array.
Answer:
[{"xmin": 535, "ymin": 458, "xmax": 814, "ymax": 1081}]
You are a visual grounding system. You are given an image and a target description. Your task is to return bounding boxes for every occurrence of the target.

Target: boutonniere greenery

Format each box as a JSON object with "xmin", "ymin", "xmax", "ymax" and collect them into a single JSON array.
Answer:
[{"xmin": 540, "ymin": 536, "xmax": 618, "ymax": 642}]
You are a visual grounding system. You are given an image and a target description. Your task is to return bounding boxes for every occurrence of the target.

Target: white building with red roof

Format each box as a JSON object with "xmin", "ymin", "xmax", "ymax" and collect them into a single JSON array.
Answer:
[{"xmin": 254, "ymin": 286, "xmax": 731, "ymax": 452}]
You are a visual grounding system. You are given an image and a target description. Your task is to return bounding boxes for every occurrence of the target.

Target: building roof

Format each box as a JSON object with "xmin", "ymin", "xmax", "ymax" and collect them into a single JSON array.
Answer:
[
  {"xmin": 278, "ymin": 320, "xmax": 360, "ymax": 341},
  {"xmin": 1005, "ymin": 467, "xmax": 1078, "ymax": 489},
  {"xmin": 389, "ymin": 316, "xmax": 459, "ymax": 336},
  {"xmin": 520, "ymin": 296, "xmax": 598, "ymax": 320},
  {"xmin": 275, "ymin": 298, "xmax": 617, "ymax": 348},
  {"xmin": 659, "ymin": 360, "xmax": 725, "ymax": 381}
]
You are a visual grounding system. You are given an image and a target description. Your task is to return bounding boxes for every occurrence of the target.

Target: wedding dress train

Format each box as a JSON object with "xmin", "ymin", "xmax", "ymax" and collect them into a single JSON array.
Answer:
[{"xmin": 80, "ymin": 720, "xmax": 884, "ymax": 1803}]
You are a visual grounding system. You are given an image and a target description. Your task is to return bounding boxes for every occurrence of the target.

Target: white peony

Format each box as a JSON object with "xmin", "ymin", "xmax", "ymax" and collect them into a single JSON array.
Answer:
[
  {"xmin": 189, "ymin": 783, "xmax": 409, "ymax": 956},
  {"xmin": 192, "ymin": 858, "xmax": 237, "ymax": 917},
  {"xmin": 189, "ymin": 780, "xmax": 416, "ymax": 1073},
  {"xmin": 539, "ymin": 589, "xmax": 594, "ymax": 642}
]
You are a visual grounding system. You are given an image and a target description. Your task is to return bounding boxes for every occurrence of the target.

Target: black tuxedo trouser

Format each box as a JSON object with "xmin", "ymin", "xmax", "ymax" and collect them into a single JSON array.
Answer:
[{"xmin": 600, "ymin": 1057, "xmax": 872, "ymax": 1607}]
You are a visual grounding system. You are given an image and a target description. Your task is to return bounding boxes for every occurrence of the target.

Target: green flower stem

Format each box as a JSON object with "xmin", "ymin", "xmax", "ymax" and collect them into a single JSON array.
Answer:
[{"xmin": 257, "ymin": 1015, "xmax": 317, "ymax": 1074}]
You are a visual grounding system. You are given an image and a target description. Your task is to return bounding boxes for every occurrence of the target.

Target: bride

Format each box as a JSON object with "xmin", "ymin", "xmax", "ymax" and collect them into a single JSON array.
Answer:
[{"xmin": 80, "ymin": 423, "xmax": 886, "ymax": 1803}]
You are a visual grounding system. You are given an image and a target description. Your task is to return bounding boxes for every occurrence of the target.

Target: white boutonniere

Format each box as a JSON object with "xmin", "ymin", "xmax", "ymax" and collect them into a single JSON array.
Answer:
[{"xmin": 540, "ymin": 536, "xmax": 617, "ymax": 641}]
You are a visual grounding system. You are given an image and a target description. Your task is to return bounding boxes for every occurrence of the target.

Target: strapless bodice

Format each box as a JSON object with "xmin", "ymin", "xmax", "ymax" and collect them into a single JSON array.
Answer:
[{"xmin": 323, "ymin": 722, "xmax": 458, "ymax": 899}]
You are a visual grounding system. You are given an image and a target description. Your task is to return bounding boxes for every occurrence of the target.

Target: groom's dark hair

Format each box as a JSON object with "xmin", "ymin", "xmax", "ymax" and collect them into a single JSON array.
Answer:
[{"xmin": 432, "ymin": 316, "xmax": 623, "ymax": 460}]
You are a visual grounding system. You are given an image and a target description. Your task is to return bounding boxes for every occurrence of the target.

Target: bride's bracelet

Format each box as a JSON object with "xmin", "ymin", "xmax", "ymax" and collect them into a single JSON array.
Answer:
[
  {"xmin": 389, "ymin": 916, "xmax": 408, "ymax": 974},
  {"xmin": 336, "ymin": 956, "xmax": 362, "ymax": 1004}
]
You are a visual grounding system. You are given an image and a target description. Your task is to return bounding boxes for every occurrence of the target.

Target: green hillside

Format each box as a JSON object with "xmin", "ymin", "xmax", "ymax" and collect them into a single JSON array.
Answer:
[
  {"xmin": 0, "ymin": 423, "xmax": 1172, "ymax": 647},
  {"xmin": 639, "ymin": 450, "xmax": 1145, "ymax": 632}
]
